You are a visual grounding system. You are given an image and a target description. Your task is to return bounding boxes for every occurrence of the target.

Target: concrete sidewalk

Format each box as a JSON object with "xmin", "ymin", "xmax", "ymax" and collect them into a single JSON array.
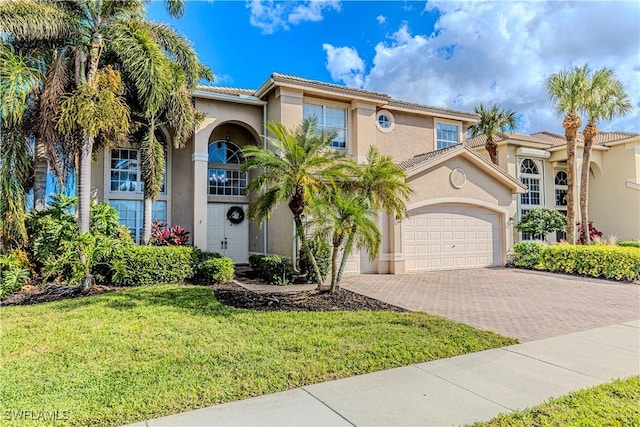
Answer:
[{"xmin": 126, "ymin": 320, "xmax": 639, "ymax": 426}]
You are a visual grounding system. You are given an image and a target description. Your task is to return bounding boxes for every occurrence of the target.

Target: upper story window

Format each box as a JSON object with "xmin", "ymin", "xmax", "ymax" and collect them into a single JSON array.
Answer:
[
  {"xmin": 376, "ymin": 110, "xmax": 395, "ymax": 133},
  {"xmin": 303, "ymin": 102, "xmax": 347, "ymax": 149},
  {"xmin": 554, "ymin": 170, "xmax": 568, "ymax": 207},
  {"xmin": 519, "ymin": 158, "xmax": 542, "ymax": 206},
  {"xmin": 436, "ymin": 122, "xmax": 459, "ymax": 149},
  {"xmin": 207, "ymin": 140, "xmax": 247, "ymax": 196},
  {"xmin": 109, "ymin": 130, "xmax": 166, "ymax": 194}
]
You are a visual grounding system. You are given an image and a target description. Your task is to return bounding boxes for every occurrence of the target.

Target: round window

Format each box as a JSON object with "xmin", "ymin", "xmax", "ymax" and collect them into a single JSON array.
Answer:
[{"xmin": 376, "ymin": 110, "xmax": 395, "ymax": 133}]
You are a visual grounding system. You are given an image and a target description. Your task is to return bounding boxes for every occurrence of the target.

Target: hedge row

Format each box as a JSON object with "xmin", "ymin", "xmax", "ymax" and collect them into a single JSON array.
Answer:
[
  {"xmin": 113, "ymin": 246, "xmax": 233, "ymax": 286},
  {"xmin": 618, "ymin": 241, "xmax": 640, "ymax": 248},
  {"xmin": 512, "ymin": 243, "xmax": 640, "ymax": 282}
]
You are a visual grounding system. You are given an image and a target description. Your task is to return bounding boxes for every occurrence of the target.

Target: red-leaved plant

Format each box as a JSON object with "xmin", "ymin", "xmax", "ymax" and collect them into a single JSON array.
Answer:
[
  {"xmin": 150, "ymin": 220, "xmax": 190, "ymax": 246},
  {"xmin": 576, "ymin": 221, "xmax": 603, "ymax": 245}
]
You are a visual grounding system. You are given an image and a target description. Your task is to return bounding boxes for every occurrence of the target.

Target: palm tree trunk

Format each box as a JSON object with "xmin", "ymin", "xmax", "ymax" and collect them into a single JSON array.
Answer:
[
  {"xmin": 33, "ymin": 137, "xmax": 48, "ymax": 210},
  {"xmin": 486, "ymin": 136, "xmax": 498, "ymax": 165},
  {"xmin": 77, "ymin": 134, "xmax": 93, "ymax": 233},
  {"xmin": 580, "ymin": 123, "xmax": 597, "ymax": 245},
  {"xmin": 563, "ymin": 113, "xmax": 581, "ymax": 245},
  {"xmin": 336, "ymin": 233, "xmax": 355, "ymax": 288},
  {"xmin": 142, "ymin": 196, "xmax": 152, "ymax": 245},
  {"xmin": 294, "ymin": 214, "xmax": 323, "ymax": 288},
  {"xmin": 329, "ymin": 243, "xmax": 340, "ymax": 293}
]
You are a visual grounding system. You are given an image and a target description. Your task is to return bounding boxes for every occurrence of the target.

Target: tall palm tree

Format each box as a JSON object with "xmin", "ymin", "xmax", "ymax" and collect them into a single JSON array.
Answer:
[
  {"xmin": 0, "ymin": 0, "xmax": 199, "ymax": 234},
  {"xmin": 468, "ymin": 104, "xmax": 516, "ymax": 165},
  {"xmin": 242, "ymin": 118, "xmax": 350, "ymax": 287},
  {"xmin": 579, "ymin": 67, "xmax": 632, "ymax": 244},
  {"xmin": 546, "ymin": 65, "xmax": 589, "ymax": 244}
]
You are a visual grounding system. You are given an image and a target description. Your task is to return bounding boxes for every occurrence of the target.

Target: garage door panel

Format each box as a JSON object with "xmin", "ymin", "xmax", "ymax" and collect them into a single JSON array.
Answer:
[{"xmin": 405, "ymin": 205, "xmax": 501, "ymax": 272}]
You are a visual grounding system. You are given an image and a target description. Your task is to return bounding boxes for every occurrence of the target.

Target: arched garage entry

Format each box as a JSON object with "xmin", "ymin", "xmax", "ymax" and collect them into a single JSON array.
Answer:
[{"xmin": 404, "ymin": 203, "xmax": 503, "ymax": 271}]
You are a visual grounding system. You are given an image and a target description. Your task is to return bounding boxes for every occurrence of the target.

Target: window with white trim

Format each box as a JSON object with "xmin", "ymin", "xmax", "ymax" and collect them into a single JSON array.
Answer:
[
  {"xmin": 207, "ymin": 140, "xmax": 247, "ymax": 196},
  {"xmin": 436, "ymin": 122, "xmax": 459, "ymax": 149},
  {"xmin": 519, "ymin": 158, "xmax": 543, "ymax": 240},
  {"xmin": 108, "ymin": 200, "xmax": 166, "ymax": 242},
  {"xmin": 303, "ymin": 102, "xmax": 347, "ymax": 149},
  {"xmin": 106, "ymin": 129, "xmax": 170, "ymax": 243},
  {"xmin": 554, "ymin": 170, "xmax": 568, "ymax": 242},
  {"xmin": 109, "ymin": 130, "xmax": 167, "ymax": 194}
]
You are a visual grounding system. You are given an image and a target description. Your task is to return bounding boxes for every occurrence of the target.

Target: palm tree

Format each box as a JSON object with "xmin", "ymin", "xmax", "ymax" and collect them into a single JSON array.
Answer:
[
  {"xmin": 313, "ymin": 192, "xmax": 380, "ymax": 292},
  {"xmin": 579, "ymin": 67, "xmax": 632, "ymax": 244},
  {"xmin": 0, "ymin": 45, "xmax": 40, "ymax": 249},
  {"xmin": 0, "ymin": 0, "xmax": 201, "ymax": 235},
  {"xmin": 546, "ymin": 65, "xmax": 589, "ymax": 244},
  {"xmin": 331, "ymin": 146, "xmax": 411, "ymax": 286},
  {"xmin": 242, "ymin": 118, "xmax": 350, "ymax": 287},
  {"xmin": 468, "ymin": 104, "xmax": 516, "ymax": 165}
]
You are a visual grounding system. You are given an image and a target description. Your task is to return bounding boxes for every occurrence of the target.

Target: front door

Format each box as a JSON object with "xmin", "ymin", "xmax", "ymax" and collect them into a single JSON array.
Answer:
[{"xmin": 207, "ymin": 203, "xmax": 248, "ymax": 264}]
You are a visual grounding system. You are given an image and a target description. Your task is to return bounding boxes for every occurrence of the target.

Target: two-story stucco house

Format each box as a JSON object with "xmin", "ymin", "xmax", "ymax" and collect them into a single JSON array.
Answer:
[
  {"xmin": 90, "ymin": 73, "xmax": 527, "ymax": 274},
  {"xmin": 468, "ymin": 131, "xmax": 640, "ymax": 242}
]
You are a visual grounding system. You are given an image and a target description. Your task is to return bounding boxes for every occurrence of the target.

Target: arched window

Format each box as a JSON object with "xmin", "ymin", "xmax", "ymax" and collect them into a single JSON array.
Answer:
[
  {"xmin": 554, "ymin": 171, "xmax": 568, "ymax": 206},
  {"xmin": 520, "ymin": 158, "xmax": 539, "ymax": 175},
  {"xmin": 207, "ymin": 140, "xmax": 247, "ymax": 196}
]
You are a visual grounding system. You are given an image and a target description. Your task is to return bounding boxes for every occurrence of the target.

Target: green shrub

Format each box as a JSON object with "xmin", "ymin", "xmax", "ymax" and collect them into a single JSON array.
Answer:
[
  {"xmin": 618, "ymin": 241, "xmax": 640, "ymax": 248},
  {"xmin": 113, "ymin": 246, "xmax": 194, "ymax": 286},
  {"xmin": 542, "ymin": 245, "xmax": 640, "ymax": 282},
  {"xmin": 512, "ymin": 242, "xmax": 546, "ymax": 269},
  {"xmin": 251, "ymin": 254, "xmax": 294, "ymax": 285},
  {"xmin": 0, "ymin": 252, "xmax": 29, "ymax": 298},
  {"xmin": 299, "ymin": 239, "xmax": 331, "ymax": 283},
  {"xmin": 191, "ymin": 249, "xmax": 225, "ymax": 283},
  {"xmin": 249, "ymin": 254, "xmax": 265, "ymax": 270},
  {"xmin": 516, "ymin": 208, "xmax": 566, "ymax": 242},
  {"xmin": 196, "ymin": 257, "xmax": 234, "ymax": 284}
]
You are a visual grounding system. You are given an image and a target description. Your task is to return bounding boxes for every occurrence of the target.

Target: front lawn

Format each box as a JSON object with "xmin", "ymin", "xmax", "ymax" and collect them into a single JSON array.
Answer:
[
  {"xmin": 477, "ymin": 376, "xmax": 640, "ymax": 426},
  {"xmin": 1, "ymin": 285, "xmax": 515, "ymax": 426}
]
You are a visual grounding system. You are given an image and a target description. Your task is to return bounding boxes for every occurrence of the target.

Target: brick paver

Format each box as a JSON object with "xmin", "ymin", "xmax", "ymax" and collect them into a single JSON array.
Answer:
[{"xmin": 341, "ymin": 268, "xmax": 640, "ymax": 341}]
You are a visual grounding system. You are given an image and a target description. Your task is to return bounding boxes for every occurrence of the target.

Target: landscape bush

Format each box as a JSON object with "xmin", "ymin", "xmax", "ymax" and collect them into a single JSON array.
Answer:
[
  {"xmin": 541, "ymin": 245, "xmax": 640, "ymax": 282},
  {"xmin": 299, "ymin": 238, "xmax": 331, "ymax": 283},
  {"xmin": 150, "ymin": 220, "xmax": 190, "ymax": 246},
  {"xmin": 512, "ymin": 242, "xmax": 545, "ymax": 269},
  {"xmin": 113, "ymin": 246, "xmax": 194, "ymax": 286},
  {"xmin": 618, "ymin": 241, "xmax": 640, "ymax": 248},
  {"xmin": 250, "ymin": 254, "xmax": 294, "ymax": 285},
  {"xmin": 0, "ymin": 252, "xmax": 30, "ymax": 298},
  {"xmin": 196, "ymin": 257, "xmax": 234, "ymax": 284}
]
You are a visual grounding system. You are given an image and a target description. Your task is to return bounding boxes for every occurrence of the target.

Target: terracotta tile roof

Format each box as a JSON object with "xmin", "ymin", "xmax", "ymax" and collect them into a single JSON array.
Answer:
[
  {"xmin": 196, "ymin": 85, "xmax": 256, "ymax": 96},
  {"xmin": 387, "ymin": 99, "xmax": 478, "ymax": 121},
  {"xmin": 269, "ymin": 73, "xmax": 390, "ymax": 101},
  {"xmin": 467, "ymin": 131, "xmax": 639, "ymax": 149},
  {"xmin": 398, "ymin": 144, "xmax": 463, "ymax": 171},
  {"xmin": 466, "ymin": 132, "xmax": 549, "ymax": 148}
]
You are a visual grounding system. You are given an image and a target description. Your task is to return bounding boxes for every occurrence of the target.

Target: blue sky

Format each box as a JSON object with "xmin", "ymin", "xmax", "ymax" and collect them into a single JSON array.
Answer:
[{"xmin": 147, "ymin": 1, "xmax": 640, "ymax": 134}]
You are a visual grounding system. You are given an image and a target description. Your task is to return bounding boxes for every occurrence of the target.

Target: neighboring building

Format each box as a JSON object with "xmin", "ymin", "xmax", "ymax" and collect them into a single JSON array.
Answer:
[
  {"xmin": 91, "ymin": 73, "xmax": 527, "ymax": 274},
  {"xmin": 468, "ymin": 131, "xmax": 640, "ymax": 242}
]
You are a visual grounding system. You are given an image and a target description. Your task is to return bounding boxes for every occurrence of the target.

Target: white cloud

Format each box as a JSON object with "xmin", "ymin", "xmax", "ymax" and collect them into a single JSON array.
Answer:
[
  {"xmin": 328, "ymin": 1, "xmax": 640, "ymax": 133},
  {"xmin": 376, "ymin": 15, "xmax": 386, "ymax": 24},
  {"xmin": 322, "ymin": 43, "xmax": 365, "ymax": 88},
  {"xmin": 247, "ymin": 0, "xmax": 340, "ymax": 34}
]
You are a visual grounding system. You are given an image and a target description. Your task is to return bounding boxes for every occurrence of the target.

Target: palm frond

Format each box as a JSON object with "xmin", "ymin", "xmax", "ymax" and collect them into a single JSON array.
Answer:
[
  {"xmin": 140, "ymin": 125, "xmax": 165, "ymax": 200},
  {"xmin": 0, "ymin": 0, "xmax": 77, "ymax": 43},
  {"xmin": 145, "ymin": 21, "xmax": 213, "ymax": 87},
  {"xmin": 0, "ymin": 44, "xmax": 42, "ymax": 126}
]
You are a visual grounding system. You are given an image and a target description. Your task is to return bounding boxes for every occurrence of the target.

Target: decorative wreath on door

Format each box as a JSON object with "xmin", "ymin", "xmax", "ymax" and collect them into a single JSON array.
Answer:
[{"xmin": 226, "ymin": 206, "xmax": 245, "ymax": 224}]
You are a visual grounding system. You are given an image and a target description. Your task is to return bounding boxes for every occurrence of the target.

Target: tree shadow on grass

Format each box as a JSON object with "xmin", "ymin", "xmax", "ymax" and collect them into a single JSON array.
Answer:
[{"xmin": 48, "ymin": 285, "xmax": 238, "ymax": 318}]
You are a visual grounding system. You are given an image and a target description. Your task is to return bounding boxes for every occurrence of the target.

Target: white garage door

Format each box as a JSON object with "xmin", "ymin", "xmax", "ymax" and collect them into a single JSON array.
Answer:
[{"xmin": 404, "ymin": 205, "xmax": 501, "ymax": 271}]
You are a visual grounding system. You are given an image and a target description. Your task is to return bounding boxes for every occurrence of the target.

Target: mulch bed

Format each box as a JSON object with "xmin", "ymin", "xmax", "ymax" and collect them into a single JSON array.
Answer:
[
  {"xmin": 212, "ymin": 282, "xmax": 405, "ymax": 312},
  {"xmin": 0, "ymin": 283, "xmax": 123, "ymax": 306}
]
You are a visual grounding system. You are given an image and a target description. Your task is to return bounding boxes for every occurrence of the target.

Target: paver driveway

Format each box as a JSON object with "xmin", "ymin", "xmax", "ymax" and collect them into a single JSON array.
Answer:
[{"xmin": 341, "ymin": 268, "xmax": 640, "ymax": 341}]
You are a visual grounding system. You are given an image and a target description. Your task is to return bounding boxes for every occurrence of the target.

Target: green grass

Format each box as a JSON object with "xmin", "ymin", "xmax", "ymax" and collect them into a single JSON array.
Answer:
[
  {"xmin": 477, "ymin": 376, "xmax": 640, "ymax": 426},
  {"xmin": 1, "ymin": 285, "xmax": 515, "ymax": 426}
]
